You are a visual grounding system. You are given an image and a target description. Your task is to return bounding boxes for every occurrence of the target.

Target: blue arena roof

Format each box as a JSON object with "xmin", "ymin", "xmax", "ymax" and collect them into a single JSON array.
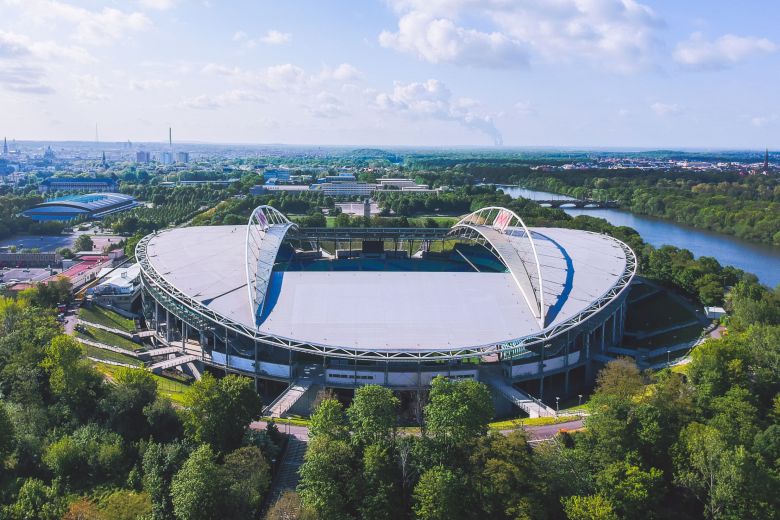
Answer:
[
  {"xmin": 22, "ymin": 192, "xmax": 138, "ymax": 221},
  {"xmin": 41, "ymin": 177, "xmax": 115, "ymax": 185}
]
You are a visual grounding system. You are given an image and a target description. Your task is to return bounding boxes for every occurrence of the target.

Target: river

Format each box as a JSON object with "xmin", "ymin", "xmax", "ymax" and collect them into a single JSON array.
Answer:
[{"xmin": 500, "ymin": 186, "xmax": 780, "ymax": 288}]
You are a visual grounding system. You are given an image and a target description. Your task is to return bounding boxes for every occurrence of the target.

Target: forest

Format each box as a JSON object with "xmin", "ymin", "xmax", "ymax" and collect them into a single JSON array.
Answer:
[
  {"xmin": 494, "ymin": 168, "xmax": 780, "ymax": 246},
  {"xmin": 2, "ymin": 277, "xmax": 778, "ymax": 519},
  {"xmin": 273, "ymin": 278, "xmax": 780, "ymax": 520}
]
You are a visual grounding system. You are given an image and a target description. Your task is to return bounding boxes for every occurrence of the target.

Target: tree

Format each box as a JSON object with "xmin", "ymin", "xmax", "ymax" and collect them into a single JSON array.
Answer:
[
  {"xmin": 0, "ymin": 400, "xmax": 14, "ymax": 463},
  {"xmin": 424, "ymin": 377, "xmax": 493, "ymax": 453},
  {"xmin": 74, "ymin": 234, "xmax": 94, "ymax": 252},
  {"xmin": 101, "ymin": 367, "xmax": 158, "ymax": 440},
  {"xmin": 347, "ymin": 385, "xmax": 400, "ymax": 447},
  {"xmin": 62, "ymin": 498, "xmax": 102, "ymax": 520},
  {"xmin": 143, "ymin": 396, "xmax": 184, "ymax": 443},
  {"xmin": 595, "ymin": 460, "xmax": 663, "ymax": 520},
  {"xmin": 673, "ymin": 422, "xmax": 729, "ymax": 519},
  {"xmin": 299, "ymin": 437, "xmax": 359, "ymax": 520},
  {"xmin": 359, "ymin": 443, "xmax": 400, "ymax": 520},
  {"xmin": 43, "ymin": 423, "xmax": 125, "ymax": 490},
  {"xmin": 5, "ymin": 478, "xmax": 65, "ymax": 520},
  {"xmin": 222, "ymin": 446, "xmax": 271, "ymax": 519},
  {"xmin": 171, "ymin": 444, "xmax": 226, "ymax": 520},
  {"xmin": 309, "ymin": 398, "xmax": 349, "ymax": 441},
  {"xmin": 142, "ymin": 441, "xmax": 188, "ymax": 520},
  {"xmin": 266, "ymin": 491, "xmax": 317, "ymax": 520},
  {"xmin": 412, "ymin": 465, "xmax": 467, "ymax": 520},
  {"xmin": 100, "ymin": 490, "xmax": 153, "ymax": 520},
  {"xmin": 40, "ymin": 335, "xmax": 103, "ymax": 420},
  {"xmin": 594, "ymin": 357, "xmax": 644, "ymax": 400},
  {"xmin": 561, "ymin": 495, "xmax": 618, "ymax": 520},
  {"xmin": 181, "ymin": 373, "xmax": 262, "ymax": 453},
  {"xmin": 471, "ymin": 431, "xmax": 546, "ymax": 519}
]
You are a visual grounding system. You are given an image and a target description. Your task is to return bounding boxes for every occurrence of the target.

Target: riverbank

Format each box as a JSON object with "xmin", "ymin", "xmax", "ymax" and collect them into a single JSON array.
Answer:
[{"xmin": 500, "ymin": 185, "xmax": 780, "ymax": 287}]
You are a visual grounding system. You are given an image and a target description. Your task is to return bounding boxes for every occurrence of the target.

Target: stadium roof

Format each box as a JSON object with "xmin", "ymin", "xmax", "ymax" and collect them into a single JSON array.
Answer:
[
  {"xmin": 22, "ymin": 193, "xmax": 137, "ymax": 220},
  {"xmin": 143, "ymin": 218, "xmax": 632, "ymax": 354},
  {"xmin": 40, "ymin": 193, "xmax": 134, "ymax": 212}
]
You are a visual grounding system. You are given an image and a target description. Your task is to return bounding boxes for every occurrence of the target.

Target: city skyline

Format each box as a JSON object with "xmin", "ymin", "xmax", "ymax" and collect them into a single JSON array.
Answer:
[{"xmin": 0, "ymin": 0, "xmax": 779, "ymax": 148}]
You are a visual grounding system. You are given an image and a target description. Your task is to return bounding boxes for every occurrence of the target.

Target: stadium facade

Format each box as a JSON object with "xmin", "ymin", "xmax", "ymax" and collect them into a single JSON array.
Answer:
[{"xmin": 138, "ymin": 205, "xmax": 636, "ymax": 401}]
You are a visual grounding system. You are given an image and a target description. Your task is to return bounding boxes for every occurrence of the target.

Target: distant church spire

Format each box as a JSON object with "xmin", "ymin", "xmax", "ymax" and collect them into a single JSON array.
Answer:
[{"xmin": 102, "ymin": 151, "xmax": 107, "ymax": 168}]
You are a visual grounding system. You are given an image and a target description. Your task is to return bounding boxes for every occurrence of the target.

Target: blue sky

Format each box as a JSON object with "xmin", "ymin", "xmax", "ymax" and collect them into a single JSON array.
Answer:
[{"xmin": 0, "ymin": 0, "xmax": 778, "ymax": 147}]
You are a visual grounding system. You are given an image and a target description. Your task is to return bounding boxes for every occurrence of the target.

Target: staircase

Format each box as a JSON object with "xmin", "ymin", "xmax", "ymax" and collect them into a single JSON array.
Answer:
[{"xmin": 263, "ymin": 380, "xmax": 314, "ymax": 418}]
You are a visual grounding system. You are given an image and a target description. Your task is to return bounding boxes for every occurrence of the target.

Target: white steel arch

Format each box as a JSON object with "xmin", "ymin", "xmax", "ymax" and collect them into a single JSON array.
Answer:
[
  {"xmin": 450, "ymin": 207, "xmax": 546, "ymax": 328},
  {"xmin": 245, "ymin": 205, "xmax": 297, "ymax": 327}
]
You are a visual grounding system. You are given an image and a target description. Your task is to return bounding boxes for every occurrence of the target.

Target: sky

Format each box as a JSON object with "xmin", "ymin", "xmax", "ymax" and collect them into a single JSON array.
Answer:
[{"xmin": 0, "ymin": 0, "xmax": 778, "ymax": 148}]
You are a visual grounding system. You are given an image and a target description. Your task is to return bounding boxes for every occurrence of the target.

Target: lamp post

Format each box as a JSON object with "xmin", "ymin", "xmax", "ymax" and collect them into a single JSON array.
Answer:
[
  {"xmin": 667, "ymin": 350, "xmax": 671, "ymax": 366},
  {"xmin": 578, "ymin": 394, "xmax": 583, "ymax": 406},
  {"xmin": 555, "ymin": 396, "xmax": 560, "ymax": 417}
]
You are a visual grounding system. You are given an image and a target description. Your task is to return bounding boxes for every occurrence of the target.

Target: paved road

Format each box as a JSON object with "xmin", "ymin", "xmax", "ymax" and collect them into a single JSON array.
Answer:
[
  {"xmin": 522, "ymin": 419, "xmax": 584, "ymax": 441},
  {"xmin": 63, "ymin": 304, "xmax": 79, "ymax": 335}
]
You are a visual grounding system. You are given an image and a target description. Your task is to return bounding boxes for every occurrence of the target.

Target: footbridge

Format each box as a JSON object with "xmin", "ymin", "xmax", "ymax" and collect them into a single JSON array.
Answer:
[{"xmin": 533, "ymin": 199, "xmax": 619, "ymax": 209}]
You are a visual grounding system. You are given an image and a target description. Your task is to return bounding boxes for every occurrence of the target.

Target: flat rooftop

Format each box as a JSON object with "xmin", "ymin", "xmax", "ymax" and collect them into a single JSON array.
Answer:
[{"xmin": 144, "ymin": 225, "xmax": 629, "ymax": 353}]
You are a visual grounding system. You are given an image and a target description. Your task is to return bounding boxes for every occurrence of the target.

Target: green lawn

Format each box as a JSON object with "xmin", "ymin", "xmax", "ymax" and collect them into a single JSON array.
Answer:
[
  {"xmin": 79, "ymin": 306, "xmax": 136, "ymax": 333},
  {"xmin": 489, "ymin": 415, "xmax": 583, "ymax": 429},
  {"xmin": 92, "ymin": 361, "xmax": 190, "ymax": 405},
  {"xmin": 83, "ymin": 344, "xmax": 143, "ymax": 367},
  {"xmin": 77, "ymin": 325, "xmax": 145, "ymax": 351},
  {"xmin": 625, "ymin": 292, "xmax": 697, "ymax": 333}
]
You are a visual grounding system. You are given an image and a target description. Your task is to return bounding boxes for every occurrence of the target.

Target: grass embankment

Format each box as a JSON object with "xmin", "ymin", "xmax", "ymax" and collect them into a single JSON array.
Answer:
[
  {"xmin": 624, "ymin": 291, "xmax": 702, "ymax": 349},
  {"xmin": 77, "ymin": 324, "xmax": 145, "ymax": 352},
  {"xmin": 261, "ymin": 415, "xmax": 310, "ymax": 427},
  {"xmin": 83, "ymin": 345, "xmax": 143, "ymax": 367},
  {"xmin": 79, "ymin": 306, "xmax": 136, "ymax": 333},
  {"xmin": 489, "ymin": 415, "xmax": 584, "ymax": 429},
  {"xmin": 92, "ymin": 361, "xmax": 190, "ymax": 405}
]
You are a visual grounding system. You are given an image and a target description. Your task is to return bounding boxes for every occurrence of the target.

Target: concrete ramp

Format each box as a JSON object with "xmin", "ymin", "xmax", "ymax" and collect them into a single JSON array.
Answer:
[
  {"xmin": 486, "ymin": 377, "xmax": 555, "ymax": 418},
  {"xmin": 141, "ymin": 346, "xmax": 181, "ymax": 358},
  {"xmin": 185, "ymin": 361, "xmax": 202, "ymax": 380},
  {"xmin": 148, "ymin": 354, "xmax": 199, "ymax": 373},
  {"xmin": 264, "ymin": 380, "xmax": 313, "ymax": 418}
]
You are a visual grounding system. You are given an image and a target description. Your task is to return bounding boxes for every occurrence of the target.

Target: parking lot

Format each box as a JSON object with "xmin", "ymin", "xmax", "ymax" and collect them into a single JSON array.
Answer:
[{"xmin": 0, "ymin": 267, "xmax": 58, "ymax": 283}]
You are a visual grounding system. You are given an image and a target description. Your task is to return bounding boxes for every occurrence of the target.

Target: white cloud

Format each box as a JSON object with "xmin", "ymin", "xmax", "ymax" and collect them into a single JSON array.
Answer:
[
  {"xmin": 331, "ymin": 63, "xmax": 361, "ymax": 81},
  {"xmin": 651, "ymin": 102, "xmax": 682, "ymax": 116},
  {"xmin": 139, "ymin": 0, "xmax": 178, "ymax": 10},
  {"xmin": 751, "ymin": 114, "xmax": 778, "ymax": 127},
  {"xmin": 0, "ymin": 30, "xmax": 93, "ymax": 63},
  {"xmin": 379, "ymin": 0, "xmax": 662, "ymax": 72},
  {"xmin": 131, "ymin": 78, "xmax": 179, "ymax": 90},
  {"xmin": 226, "ymin": 29, "xmax": 292, "ymax": 48},
  {"xmin": 0, "ymin": 65, "xmax": 54, "ymax": 94},
  {"xmin": 259, "ymin": 30, "xmax": 292, "ymax": 45},
  {"xmin": 514, "ymin": 101, "xmax": 536, "ymax": 116},
  {"xmin": 379, "ymin": 11, "xmax": 529, "ymax": 68},
  {"xmin": 674, "ymin": 32, "xmax": 777, "ymax": 69},
  {"xmin": 6, "ymin": 1, "xmax": 151, "ymax": 45},
  {"xmin": 309, "ymin": 91, "xmax": 347, "ymax": 119},
  {"xmin": 181, "ymin": 89, "xmax": 265, "ymax": 109},
  {"xmin": 376, "ymin": 79, "xmax": 503, "ymax": 145},
  {"xmin": 74, "ymin": 74, "xmax": 109, "ymax": 101}
]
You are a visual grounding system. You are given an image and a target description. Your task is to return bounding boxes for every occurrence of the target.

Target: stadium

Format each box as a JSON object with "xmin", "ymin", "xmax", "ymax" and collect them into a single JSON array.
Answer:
[
  {"xmin": 137, "ymin": 205, "xmax": 636, "ymax": 413},
  {"xmin": 22, "ymin": 192, "xmax": 138, "ymax": 221}
]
